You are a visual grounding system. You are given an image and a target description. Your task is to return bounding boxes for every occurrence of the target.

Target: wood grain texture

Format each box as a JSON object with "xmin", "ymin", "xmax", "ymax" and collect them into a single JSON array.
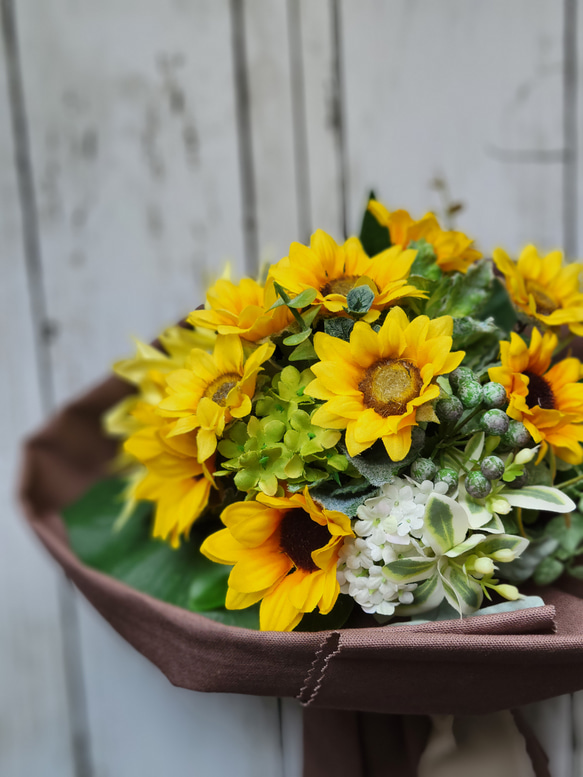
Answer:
[
  {"xmin": 340, "ymin": 0, "xmax": 565, "ymax": 255},
  {"xmin": 0, "ymin": 22, "xmax": 75, "ymax": 777}
]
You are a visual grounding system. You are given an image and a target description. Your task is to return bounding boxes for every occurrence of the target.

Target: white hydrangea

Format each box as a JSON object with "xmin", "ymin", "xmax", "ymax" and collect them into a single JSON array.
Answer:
[{"xmin": 337, "ymin": 477, "xmax": 449, "ymax": 616}]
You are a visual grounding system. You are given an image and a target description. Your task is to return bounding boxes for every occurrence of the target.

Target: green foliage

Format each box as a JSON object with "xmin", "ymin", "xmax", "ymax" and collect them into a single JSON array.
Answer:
[
  {"xmin": 323, "ymin": 317, "xmax": 354, "ymax": 341},
  {"xmin": 451, "ymin": 316, "xmax": 505, "ymax": 373},
  {"xmin": 62, "ymin": 477, "xmax": 259, "ymax": 628},
  {"xmin": 478, "ymin": 277, "xmax": 517, "ymax": 335},
  {"xmin": 359, "ymin": 192, "xmax": 392, "ymax": 257},
  {"xmin": 425, "ymin": 259, "xmax": 493, "ymax": 319},
  {"xmin": 408, "ymin": 239, "xmax": 442, "ymax": 281},
  {"xmin": 345, "ymin": 440, "xmax": 418, "ymax": 487},
  {"xmin": 219, "ymin": 367, "xmax": 352, "ymax": 495},
  {"xmin": 346, "ymin": 285, "xmax": 375, "ymax": 316},
  {"xmin": 309, "ymin": 478, "xmax": 377, "ymax": 518}
]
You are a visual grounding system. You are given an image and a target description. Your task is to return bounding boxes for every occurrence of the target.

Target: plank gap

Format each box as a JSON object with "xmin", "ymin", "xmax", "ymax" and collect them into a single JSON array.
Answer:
[
  {"xmin": 0, "ymin": 2, "xmax": 94, "ymax": 775},
  {"xmin": 563, "ymin": 0, "xmax": 578, "ymax": 257},
  {"xmin": 287, "ymin": 0, "xmax": 312, "ymax": 243},
  {"xmin": 230, "ymin": 0, "xmax": 259, "ymax": 277},
  {"xmin": 330, "ymin": 0, "xmax": 349, "ymax": 239}
]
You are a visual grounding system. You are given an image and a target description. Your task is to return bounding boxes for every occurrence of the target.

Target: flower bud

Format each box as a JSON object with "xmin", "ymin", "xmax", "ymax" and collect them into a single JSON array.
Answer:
[
  {"xmin": 482, "ymin": 382, "xmax": 508, "ymax": 409},
  {"xmin": 480, "ymin": 455, "xmax": 505, "ymax": 481},
  {"xmin": 491, "ymin": 548, "xmax": 515, "ymax": 563},
  {"xmin": 507, "ymin": 471, "xmax": 529, "ymax": 489},
  {"xmin": 449, "ymin": 366, "xmax": 476, "ymax": 390},
  {"xmin": 494, "ymin": 584, "xmax": 521, "ymax": 601},
  {"xmin": 410, "ymin": 458, "xmax": 437, "ymax": 483},
  {"xmin": 480, "ymin": 409, "xmax": 510, "ymax": 436},
  {"xmin": 435, "ymin": 395, "xmax": 464, "ymax": 423},
  {"xmin": 502, "ymin": 420, "xmax": 532, "ymax": 449},
  {"xmin": 473, "ymin": 557, "xmax": 495, "ymax": 575},
  {"xmin": 465, "ymin": 471, "xmax": 492, "ymax": 498},
  {"xmin": 435, "ymin": 467, "xmax": 458, "ymax": 492},
  {"xmin": 457, "ymin": 379, "xmax": 483, "ymax": 409}
]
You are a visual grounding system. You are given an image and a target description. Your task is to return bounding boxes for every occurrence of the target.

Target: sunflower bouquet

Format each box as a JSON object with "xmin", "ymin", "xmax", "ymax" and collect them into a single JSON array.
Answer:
[{"xmin": 72, "ymin": 196, "xmax": 583, "ymax": 633}]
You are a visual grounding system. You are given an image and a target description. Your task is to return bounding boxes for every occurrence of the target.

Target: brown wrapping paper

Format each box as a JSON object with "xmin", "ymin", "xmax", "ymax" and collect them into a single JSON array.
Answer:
[{"xmin": 20, "ymin": 375, "xmax": 581, "ymax": 775}]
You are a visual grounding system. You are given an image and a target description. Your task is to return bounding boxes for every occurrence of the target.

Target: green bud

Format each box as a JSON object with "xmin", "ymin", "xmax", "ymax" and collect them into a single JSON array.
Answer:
[
  {"xmin": 410, "ymin": 457, "xmax": 438, "ymax": 483},
  {"xmin": 435, "ymin": 467, "xmax": 458, "ymax": 492},
  {"xmin": 457, "ymin": 379, "xmax": 483, "ymax": 409},
  {"xmin": 435, "ymin": 395, "xmax": 464, "ymax": 423},
  {"xmin": 482, "ymin": 382, "xmax": 507, "ymax": 409},
  {"xmin": 465, "ymin": 471, "xmax": 492, "ymax": 498},
  {"xmin": 480, "ymin": 455, "xmax": 505, "ymax": 481},
  {"xmin": 491, "ymin": 548, "xmax": 515, "ymax": 563},
  {"xmin": 473, "ymin": 557, "xmax": 495, "ymax": 576},
  {"xmin": 449, "ymin": 366, "xmax": 476, "ymax": 390},
  {"xmin": 494, "ymin": 583, "xmax": 521, "ymax": 601},
  {"xmin": 502, "ymin": 420, "xmax": 532, "ymax": 449},
  {"xmin": 480, "ymin": 409, "xmax": 510, "ymax": 436}
]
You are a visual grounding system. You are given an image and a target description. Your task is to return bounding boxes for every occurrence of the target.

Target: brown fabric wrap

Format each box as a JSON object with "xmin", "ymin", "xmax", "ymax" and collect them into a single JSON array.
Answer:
[{"xmin": 19, "ymin": 376, "xmax": 582, "ymax": 774}]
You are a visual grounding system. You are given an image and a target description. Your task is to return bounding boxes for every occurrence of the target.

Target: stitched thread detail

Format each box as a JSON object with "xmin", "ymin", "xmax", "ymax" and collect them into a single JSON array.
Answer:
[{"xmin": 297, "ymin": 631, "xmax": 341, "ymax": 706}]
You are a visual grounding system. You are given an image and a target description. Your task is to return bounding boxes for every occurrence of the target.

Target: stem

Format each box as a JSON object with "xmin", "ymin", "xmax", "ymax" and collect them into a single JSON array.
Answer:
[
  {"xmin": 558, "ymin": 472, "xmax": 583, "ymax": 490},
  {"xmin": 516, "ymin": 507, "xmax": 527, "ymax": 539},
  {"xmin": 450, "ymin": 405, "xmax": 483, "ymax": 438},
  {"xmin": 554, "ymin": 333, "xmax": 575, "ymax": 356},
  {"xmin": 549, "ymin": 448, "xmax": 557, "ymax": 481}
]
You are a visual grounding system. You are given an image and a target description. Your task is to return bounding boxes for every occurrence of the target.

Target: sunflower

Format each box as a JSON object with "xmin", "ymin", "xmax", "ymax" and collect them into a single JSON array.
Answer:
[
  {"xmin": 305, "ymin": 307, "xmax": 464, "ymax": 461},
  {"xmin": 492, "ymin": 245, "xmax": 583, "ymax": 336},
  {"xmin": 105, "ymin": 325, "xmax": 216, "ymax": 439},
  {"xmin": 158, "ymin": 334, "xmax": 275, "ymax": 462},
  {"xmin": 124, "ymin": 404, "xmax": 215, "ymax": 547},
  {"xmin": 188, "ymin": 277, "xmax": 293, "ymax": 342},
  {"xmin": 200, "ymin": 488, "xmax": 353, "ymax": 631},
  {"xmin": 367, "ymin": 200, "xmax": 481, "ymax": 274},
  {"xmin": 488, "ymin": 328, "xmax": 583, "ymax": 465},
  {"xmin": 268, "ymin": 229, "xmax": 425, "ymax": 321}
]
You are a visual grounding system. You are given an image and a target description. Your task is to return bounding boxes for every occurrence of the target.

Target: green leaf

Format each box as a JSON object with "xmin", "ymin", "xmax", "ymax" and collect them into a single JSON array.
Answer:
[
  {"xmin": 323, "ymin": 317, "xmax": 354, "ymax": 341},
  {"xmin": 397, "ymin": 573, "xmax": 445, "ymax": 615},
  {"xmin": 441, "ymin": 565, "xmax": 483, "ymax": 615},
  {"xmin": 294, "ymin": 594, "xmax": 354, "ymax": 632},
  {"xmin": 496, "ymin": 536, "xmax": 559, "ymax": 584},
  {"xmin": 408, "ymin": 239, "xmax": 441, "ymax": 281},
  {"xmin": 346, "ymin": 285, "xmax": 375, "ymax": 315},
  {"xmin": 309, "ymin": 477, "xmax": 377, "ymax": 518},
  {"xmin": 464, "ymin": 432, "xmax": 485, "ymax": 462},
  {"xmin": 423, "ymin": 493, "xmax": 469, "ymax": 554},
  {"xmin": 382, "ymin": 557, "xmax": 437, "ymax": 583},
  {"xmin": 289, "ymin": 340, "xmax": 318, "ymax": 362},
  {"xmin": 533, "ymin": 556, "xmax": 565, "ymax": 587},
  {"xmin": 62, "ymin": 477, "xmax": 259, "ymax": 629},
  {"xmin": 503, "ymin": 485, "xmax": 577, "ymax": 513},
  {"xmin": 568, "ymin": 565, "xmax": 583, "ymax": 580},
  {"xmin": 475, "ymin": 534, "xmax": 530, "ymax": 558},
  {"xmin": 345, "ymin": 439, "xmax": 417, "ymax": 487},
  {"xmin": 478, "ymin": 277, "xmax": 517, "ymax": 335},
  {"xmin": 425, "ymin": 260, "xmax": 493, "ymax": 319},
  {"xmin": 545, "ymin": 512, "xmax": 583, "ymax": 555},
  {"xmin": 286, "ymin": 288, "xmax": 318, "ymax": 309},
  {"xmin": 444, "ymin": 533, "xmax": 486, "ymax": 558},
  {"xmin": 359, "ymin": 191, "xmax": 391, "ymax": 257},
  {"xmin": 283, "ymin": 328, "xmax": 311, "ymax": 346}
]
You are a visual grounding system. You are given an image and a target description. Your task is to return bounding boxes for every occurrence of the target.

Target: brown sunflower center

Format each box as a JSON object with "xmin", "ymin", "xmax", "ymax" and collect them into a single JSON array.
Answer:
[
  {"xmin": 525, "ymin": 280, "xmax": 557, "ymax": 316},
  {"xmin": 321, "ymin": 275, "xmax": 360, "ymax": 297},
  {"xmin": 279, "ymin": 509, "xmax": 330, "ymax": 572},
  {"xmin": 524, "ymin": 370, "xmax": 555, "ymax": 410},
  {"xmin": 359, "ymin": 359, "xmax": 422, "ymax": 417},
  {"xmin": 204, "ymin": 372, "xmax": 240, "ymax": 406}
]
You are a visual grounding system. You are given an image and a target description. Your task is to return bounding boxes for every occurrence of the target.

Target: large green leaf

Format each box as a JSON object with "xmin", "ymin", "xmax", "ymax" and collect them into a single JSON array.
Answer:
[
  {"xmin": 441, "ymin": 565, "xmax": 483, "ymax": 615},
  {"xmin": 359, "ymin": 192, "xmax": 391, "ymax": 257},
  {"xmin": 423, "ymin": 493, "xmax": 469, "ymax": 554},
  {"xmin": 62, "ymin": 477, "xmax": 260, "ymax": 629},
  {"xmin": 382, "ymin": 557, "xmax": 437, "ymax": 583},
  {"xmin": 503, "ymin": 485, "xmax": 576, "ymax": 513}
]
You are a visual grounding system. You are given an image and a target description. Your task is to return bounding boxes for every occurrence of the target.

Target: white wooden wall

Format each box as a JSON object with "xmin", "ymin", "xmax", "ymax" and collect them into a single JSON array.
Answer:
[{"xmin": 0, "ymin": 2, "xmax": 581, "ymax": 775}]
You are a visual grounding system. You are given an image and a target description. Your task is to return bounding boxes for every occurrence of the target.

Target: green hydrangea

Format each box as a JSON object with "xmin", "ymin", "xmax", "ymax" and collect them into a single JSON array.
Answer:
[{"xmin": 217, "ymin": 366, "xmax": 352, "ymax": 496}]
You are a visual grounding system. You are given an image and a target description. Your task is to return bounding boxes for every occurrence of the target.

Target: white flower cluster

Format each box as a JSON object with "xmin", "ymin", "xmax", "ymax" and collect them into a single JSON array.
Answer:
[{"xmin": 337, "ymin": 478, "xmax": 449, "ymax": 616}]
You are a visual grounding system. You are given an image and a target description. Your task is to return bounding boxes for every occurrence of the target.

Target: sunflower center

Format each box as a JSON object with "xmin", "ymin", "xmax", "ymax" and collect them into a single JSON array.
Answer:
[
  {"xmin": 321, "ymin": 275, "xmax": 360, "ymax": 297},
  {"xmin": 525, "ymin": 280, "xmax": 557, "ymax": 316},
  {"xmin": 279, "ymin": 509, "xmax": 330, "ymax": 572},
  {"xmin": 359, "ymin": 359, "xmax": 422, "ymax": 417},
  {"xmin": 204, "ymin": 372, "xmax": 240, "ymax": 406},
  {"xmin": 524, "ymin": 370, "xmax": 555, "ymax": 410}
]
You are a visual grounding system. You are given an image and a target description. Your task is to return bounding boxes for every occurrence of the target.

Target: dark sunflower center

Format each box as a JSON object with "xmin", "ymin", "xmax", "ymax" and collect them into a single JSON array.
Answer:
[
  {"xmin": 525, "ymin": 281, "xmax": 557, "ymax": 316},
  {"xmin": 321, "ymin": 275, "xmax": 360, "ymax": 297},
  {"xmin": 359, "ymin": 359, "xmax": 422, "ymax": 417},
  {"xmin": 204, "ymin": 372, "xmax": 240, "ymax": 406},
  {"xmin": 279, "ymin": 509, "xmax": 331, "ymax": 572},
  {"xmin": 524, "ymin": 370, "xmax": 555, "ymax": 410}
]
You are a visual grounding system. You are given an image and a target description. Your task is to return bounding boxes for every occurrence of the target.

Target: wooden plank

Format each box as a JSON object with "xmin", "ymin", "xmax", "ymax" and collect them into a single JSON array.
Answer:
[
  {"xmin": 340, "ymin": 0, "xmax": 565, "ymax": 254},
  {"xmin": 243, "ymin": 0, "xmax": 301, "ymax": 261},
  {"xmin": 298, "ymin": 0, "xmax": 344, "ymax": 240},
  {"xmin": 0, "ymin": 18, "xmax": 75, "ymax": 777},
  {"xmin": 15, "ymin": 1, "xmax": 284, "ymax": 774}
]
